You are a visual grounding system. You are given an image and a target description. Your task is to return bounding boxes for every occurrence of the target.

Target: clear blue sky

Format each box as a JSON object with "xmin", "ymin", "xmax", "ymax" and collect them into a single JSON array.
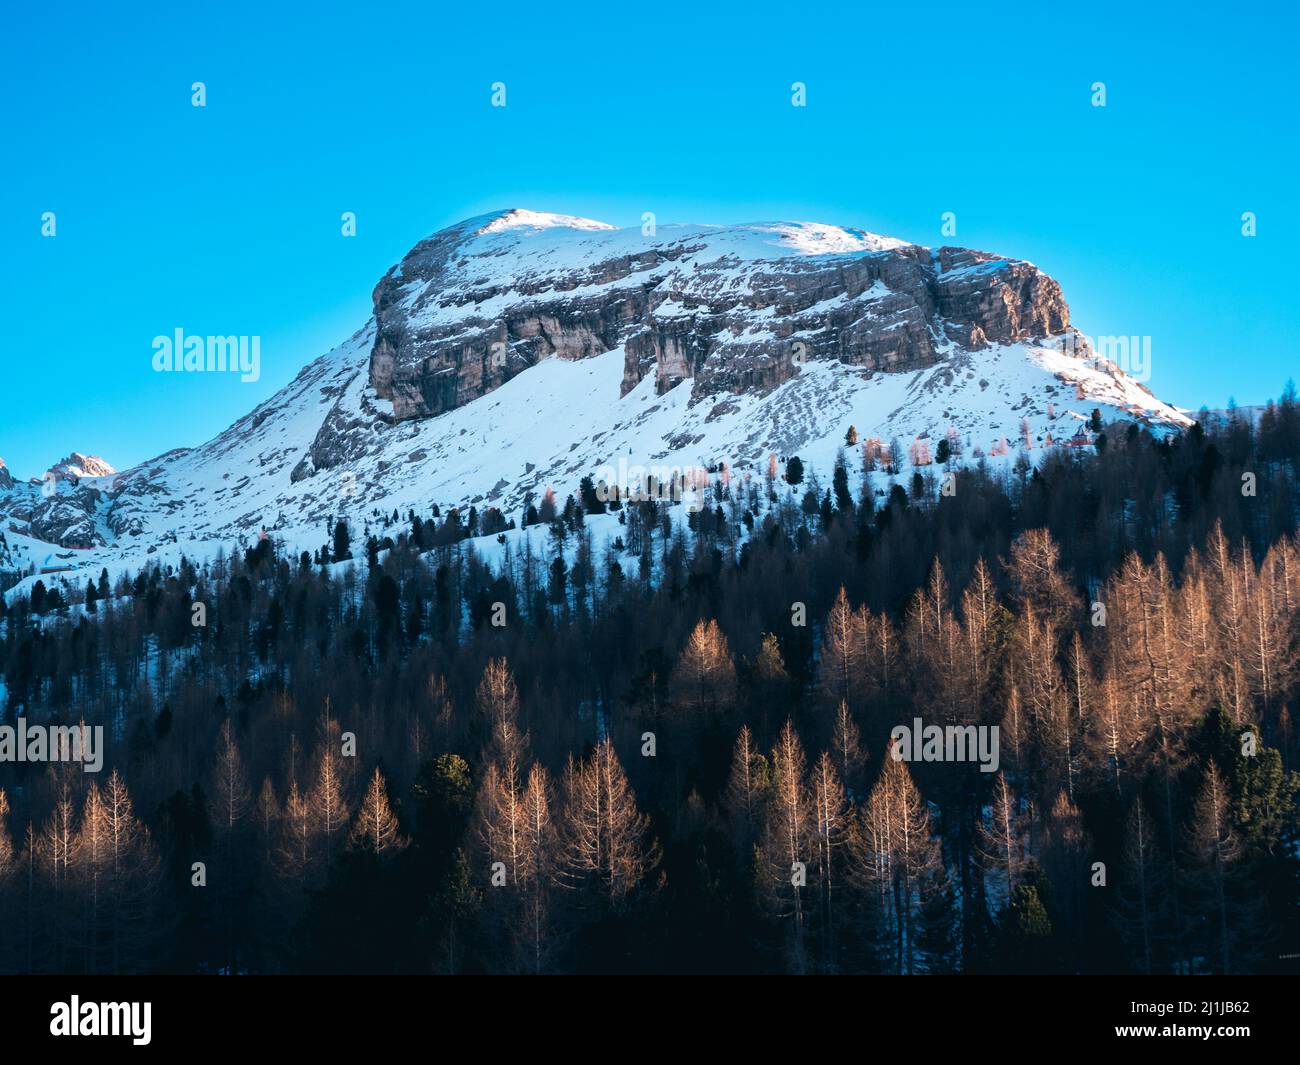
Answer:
[{"xmin": 2, "ymin": 0, "xmax": 1296, "ymax": 477}]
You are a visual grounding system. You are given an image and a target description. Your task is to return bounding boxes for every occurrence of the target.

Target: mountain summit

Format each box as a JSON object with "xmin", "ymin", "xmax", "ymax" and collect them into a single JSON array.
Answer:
[
  {"xmin": 367, "ymin": 210, "xmax": 1068, "ymax": 422},
  {"xmin": 1, "ymin": 211, "xmax": 1188, "ymax": 575},
  {"xmin": 49, "ymin": 453, "xmax": 117, "ymax": 481}
]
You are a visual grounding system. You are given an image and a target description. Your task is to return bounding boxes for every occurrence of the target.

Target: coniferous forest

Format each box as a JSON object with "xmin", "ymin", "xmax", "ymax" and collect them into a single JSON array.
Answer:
[{"xmin": 2, "ymin": 398, "xmax": 1299, "ymax": 975}]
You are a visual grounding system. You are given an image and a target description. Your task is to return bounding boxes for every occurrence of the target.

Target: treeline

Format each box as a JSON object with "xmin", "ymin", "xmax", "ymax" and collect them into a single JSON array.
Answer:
[{"xmin": 0, "ymin": 395, "xmax": 1299, "ymax": 973}]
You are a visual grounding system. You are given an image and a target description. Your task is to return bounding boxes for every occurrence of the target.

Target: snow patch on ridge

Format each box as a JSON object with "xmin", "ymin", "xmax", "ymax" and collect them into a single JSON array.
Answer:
[
  {"xmin": 476, "ymin": 209, "xmax": 617, "ymax": 235},
  {"xmin": 768, "ymin": 221, "xmax": 911, "ymax": 255}
]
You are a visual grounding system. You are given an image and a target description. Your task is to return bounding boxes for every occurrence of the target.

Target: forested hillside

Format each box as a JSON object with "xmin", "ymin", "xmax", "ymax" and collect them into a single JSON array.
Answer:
[{"xmin": 1, "ymin": 395, "xmax": 1298, "ymax": 974}]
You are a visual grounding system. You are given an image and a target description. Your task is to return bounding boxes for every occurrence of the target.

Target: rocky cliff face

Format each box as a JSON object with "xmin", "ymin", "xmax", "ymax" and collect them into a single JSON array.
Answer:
[{"xmin": 367, "ymin": 210, "xmax": 1071, "ymax": 421}]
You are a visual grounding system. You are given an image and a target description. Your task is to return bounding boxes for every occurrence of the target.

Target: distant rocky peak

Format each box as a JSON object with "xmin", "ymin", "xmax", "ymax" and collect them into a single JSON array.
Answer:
[{"xmin": 49, "ymin": 452, "xmax": 116, "ymax": 480}]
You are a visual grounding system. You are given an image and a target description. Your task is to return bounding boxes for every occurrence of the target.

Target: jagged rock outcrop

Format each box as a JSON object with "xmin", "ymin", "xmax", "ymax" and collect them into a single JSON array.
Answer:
[
  {"xmin": 293, "ymin": 383, "xmax": 372, "ymax": 481},
  {"xmin": 366, "ymin": 209, "xmax": 1071, "ymax": 422},
  {"xmin": 29, "ymin": 495, "xmax": 103, "ymax": 548},
  {"xmin": 49, "ymin": 452, "xmax": 116, "ymax": 480}
]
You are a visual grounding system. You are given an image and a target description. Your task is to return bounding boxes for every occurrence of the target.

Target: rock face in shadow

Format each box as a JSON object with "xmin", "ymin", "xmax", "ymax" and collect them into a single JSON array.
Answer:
[{"xmin": 367, "ymin": 210, "xmax": 1071, "ymax": 421}]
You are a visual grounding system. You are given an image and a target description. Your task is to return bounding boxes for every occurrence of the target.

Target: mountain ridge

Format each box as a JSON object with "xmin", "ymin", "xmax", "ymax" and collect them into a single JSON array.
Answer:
[{"xmin": 0, "ymin": 210, "xmax": 1191, "ymax": 584}]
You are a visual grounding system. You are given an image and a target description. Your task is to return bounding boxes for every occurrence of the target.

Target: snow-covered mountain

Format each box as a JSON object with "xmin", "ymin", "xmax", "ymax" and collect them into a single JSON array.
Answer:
[
  {"xmin": 0, "ymin": 208, "xmax": 1190, "ymax": 584},
  {"xmin": 48, "ymin": 453, "xmax": 117, "ymax": 481}
]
